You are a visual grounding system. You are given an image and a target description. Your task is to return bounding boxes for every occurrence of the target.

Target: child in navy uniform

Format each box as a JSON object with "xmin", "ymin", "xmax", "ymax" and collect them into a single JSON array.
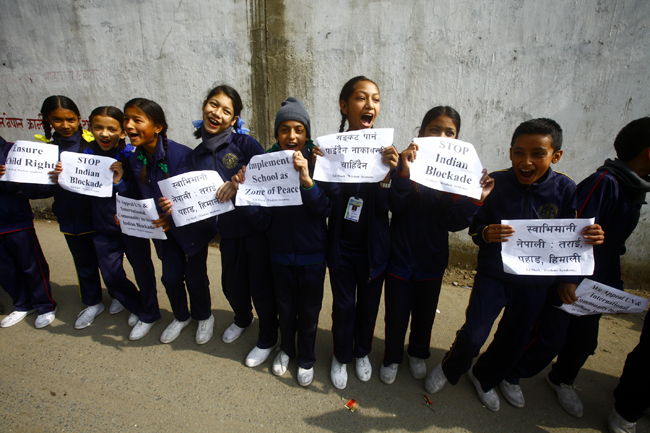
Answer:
[
  {"xmin": 41, "ymin": 95, "xmax": 101, "ymax": 328},
  {"xmin": 504, "ymin": 118, "xmax": 649, "ymax": 420},
  {"xmin": 81, "ymin": 106, "xmax": 160, "ymax": 339},
  {"xmin": 424, "ymin": 118, "xmax": 603, "ymax": 412},
  {"xmin": 124, "ymin": 98, "xmax": 216, "ymax": 345},
  {"xmin": 380, "ymin": 106, "xmax": 494, "ymax": 385},
  {"xmin": 234, "ymin": 97, "xmax": 330, "ymax": 386},
  {"xmin": 0, "ymin": 137, "xmax": 56, "ymax": 328},
  {"xmin": 175, "ymin": 85, "xmax": 278, "ymax": 366},
  {"xmin": 317, "ymin": 76, "xmax": 399, "ymax": 389}
]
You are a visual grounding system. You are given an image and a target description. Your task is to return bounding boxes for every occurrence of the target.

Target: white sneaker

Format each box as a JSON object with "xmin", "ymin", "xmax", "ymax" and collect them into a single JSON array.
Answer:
[
  {"xmin": 408, "ymin": 355, "xmax": 427, "ymax": 379},
  {"xmin": 608, "ymin": 407, "xmax": 637, "ymax": 433},
  {"xmin": 380, "ymin": 363, "xmax": 399, "ymax": 385},
  {"xmin": 500, "ymin": 380, "xmax": 525, "ymax": 408},
  {"xmin": 128, "ymin": 313, "xmax": 139, "ymax": 327},
  {"xmin": 245, "ymin": 345, "xmax": 273, "ymax": 367},
  {"xmin": 109, "ymin": 298, "xmax": 125, "ymax": 315},
  {"xmin": 298, "ymin": 367, "xmax": 314, "ymax": 387},
  {"xmin": 160, "ymin": 318, "xmax": 191, "ymax": 343},
  {"xmin": 330, "ymin": 356, "xmax": 348, "ymax": 389},
  {"xmin": 272, "ymin": 350, "xmax": 290, "ymax": 376},
  {"xmin": 35, "ymin": 308, "xmax": 57, "ymax": 329},
  {"xmin": 74, "ymin": 303, "xmax": 105, "ymax": 329},
  {"xmin": 546, "ymin": 374, "xmax": 583, "ymax": 418},
  {"xmin": 355, "ymin": 355, "xmax": 372, "ymax": 382},
  {"xmin": 129, "ymin": 321, "xmax": 154, "ymax": 341},
  {"xmin": 467, "ymin": 368, "xmax": 500, "ymax": 412},
  {"xmin": 195, "ymin": 314, "xmax": 214, "ymax": 345},
  {"xmin": 0, "ymin": 309, "xmax": 37, "ymax": 328},
  {"xmin": 222, "ymin": 317, "xmax": 254, "ymax": 343},
  {"xmin": 425, "ymin": 362, "xmax": 447, "ymax": 394}
]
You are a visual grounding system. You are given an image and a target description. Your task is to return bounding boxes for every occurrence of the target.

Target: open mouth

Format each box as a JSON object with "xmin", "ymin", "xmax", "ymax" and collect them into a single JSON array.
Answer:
[
  {"xmin": 100, "ymin": 139, "xmax": 112, "ymax": 147},
  {"xmin": 519, "ymin": 169, "xmax": 535, "ymax": 181},
  {"xmin": 207, "ymin": 118, "xmax": 220, "ymax": 128},
  {"xmin": 284, "ymin": 142, "xmax": 298, "ymax": 150},
  {"xmin": 360, "ymin": 114, "xmax": 374, "ymax": 128}
]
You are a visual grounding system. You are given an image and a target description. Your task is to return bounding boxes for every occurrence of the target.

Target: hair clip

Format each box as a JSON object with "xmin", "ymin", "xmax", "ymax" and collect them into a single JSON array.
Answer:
[
  {"xmin": 83, "ymin": 148, "xmax": 95, "ymax": 155},
  {"xmin": 82, "ymin": 129, "xmax": 95, "ymax": 142},
  {"xmin": 34, "ymin": 134, "xmax": 50, "ymax": 143},
  {"xmin": 192, "ymin": 120, "xmax": 203, "ymax": 130},
  {"xmin": 235, "ymin": 117, "xmax": 250, "ymax": 135}
]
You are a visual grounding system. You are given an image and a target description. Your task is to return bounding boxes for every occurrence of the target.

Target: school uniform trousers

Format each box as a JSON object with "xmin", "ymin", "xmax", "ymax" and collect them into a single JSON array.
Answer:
[
  {"xmin": 0, "ymin": 228, "xmax": 56, "ymax": 314},
  {"xmin": 220, "ymin": 232, "xmax": 278, "ymax": 349},
  {"xmin": 613, "ymin": 311, "xmax": 650, "ymax": 423},
  {"xmin": 383, "ymin": 275, "xmax": 443, "ymax": 366},
  {"xmin": 63, "ymin": 232, "xmax": 103, "ymax": 306},
  {"xmin": 273, "ymin": 261, "xmax": 325, "ymax": 369},
  {"xmin": 93, "ymin": 232, "xmax": 161, "ymax": 323},
  {"xmin": 441, "ymin": 273, "xmax": 550, "ymax": 392}
]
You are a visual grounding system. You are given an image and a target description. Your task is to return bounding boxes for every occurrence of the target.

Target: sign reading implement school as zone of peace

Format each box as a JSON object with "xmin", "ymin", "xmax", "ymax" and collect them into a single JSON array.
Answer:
[
  {"xmin": 313, "ymin": 128, "xmax": 393, "ymax": 183},
  {"xmin": 501, "ymin": 218, "xmax": 595, "ymax": 276},
  {"xmin": 0, "ymin": 140, "xmax": 58, "ymax": 185},
  {"xmin": 409, "ymin": 137, "xmax": 485, "ymax": 200},
  {"xmin": 158, "ymin": 170, "xmax": 234, "ymax": 227},
  {"xmin": 235, "ymin": 150, "xmax": 302, "ymax": 207}
]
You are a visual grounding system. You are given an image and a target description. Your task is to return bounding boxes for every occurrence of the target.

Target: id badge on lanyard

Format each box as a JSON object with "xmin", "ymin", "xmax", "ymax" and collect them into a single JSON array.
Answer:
[{"xmin": 344, "ymin": 196, "xmax": 363, "ymax": 222}]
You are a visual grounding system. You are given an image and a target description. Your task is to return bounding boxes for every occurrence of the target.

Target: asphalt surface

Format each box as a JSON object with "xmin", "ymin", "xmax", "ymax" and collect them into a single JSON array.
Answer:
[{"xmin": 0, "ymin": 220, "xmax": 647, "ymax": 432}]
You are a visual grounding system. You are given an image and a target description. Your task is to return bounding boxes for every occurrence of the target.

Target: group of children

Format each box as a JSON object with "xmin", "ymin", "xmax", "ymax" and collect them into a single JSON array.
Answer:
[{"xmin": 0, "ymin": 76, "xmax": 648, "ymax": 432}]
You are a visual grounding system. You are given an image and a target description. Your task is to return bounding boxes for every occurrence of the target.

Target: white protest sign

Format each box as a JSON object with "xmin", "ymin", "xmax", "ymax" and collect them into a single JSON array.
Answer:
[
  {"xmin": 501, "ymin": 218, "xmax": 595, "ymax": 276},
  {"xmin": 158, "ymin": 170, "xmax": 234, "ymax": 227},
  {"xmin": 235, "ymin": 150, "xmax": 302, "ymax": 207},
  {"xmin": 559, "ymin": 279, "xmax": 649, "ymax": 316},
  {"xmin": 410, "ymin": 137, "xmax": 484, "ymax": 200},
  {"xmin": 57, "ymin": 151, "xmax": 115, "ymax": 197},
  {"xmin": 116, "ymin": 194, "xmax": 167, "ymax": 240},
  {"xmin": 313, "ymin": 128, "xmax": 393, "ymax": 183},
  {"xmin": 0, "ymin": 140, "xmax": 58, "ymax": 185}
]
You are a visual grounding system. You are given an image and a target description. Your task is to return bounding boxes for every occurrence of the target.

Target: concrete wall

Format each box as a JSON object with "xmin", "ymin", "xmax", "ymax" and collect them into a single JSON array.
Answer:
[{"xmin": 1, "ymin": 0, "xmax": 649, "ymax": 286}]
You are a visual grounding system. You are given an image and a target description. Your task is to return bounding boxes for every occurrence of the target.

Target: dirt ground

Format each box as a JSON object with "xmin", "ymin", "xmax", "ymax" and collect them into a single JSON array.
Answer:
[{"xmin": 0, "ymin": 220, "xmax": 647, "ymax": 433}]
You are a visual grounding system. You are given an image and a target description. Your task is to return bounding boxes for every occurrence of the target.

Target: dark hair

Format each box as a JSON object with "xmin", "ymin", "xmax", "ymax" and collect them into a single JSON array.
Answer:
[
  {"xmin": 614, "ymin": 117, "xmax": 650, "ymax": 162},
  {"xmin": 195, "ymin": 85, "xmax": 244, "ymax": 139},
  {"xmin": 82, "ymin": 106, "xmax": 127, "ymax": 156},
  {"xmin": 419, "ymin": 106, "xmax": 462, "ymax": 138},
  {"xmin": 338, "ymin": 76, "xmax": 378, "ymax": 133},
  {"xmin": 124, "ymin": 98, "xmax": 169, "ymax": 184},
  {"xmin": 510, "ymin": 118, "xmax": 563, "ymax": 151},
  {"xmin": 40, "ymin": 95, "xmax": 81, "ymax": 140}
]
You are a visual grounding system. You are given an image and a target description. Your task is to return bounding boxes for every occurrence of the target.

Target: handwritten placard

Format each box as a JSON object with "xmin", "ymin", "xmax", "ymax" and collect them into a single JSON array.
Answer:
[
  {"xmin": 0, "ymin": 140, "xmax": 58, "ymax": 185},
  {"xmin": 559, "ymin": 279, "xmax": 649, "ymax": 316},
  {"xmin": 313, "ymin": 128, "xmax": 393, "ymax": 183},
  {"xmin": 116, "ymin": 194, "xmax": 167, "ymax": 240},
  {"xmin": 409, "ymin": 137, "xmax": 484, "ymax": 200},
  {"xmin": 235, "ymin": 150, "xmax": 302, "ymax": 207},
  {"xmin": 158, "ymin": 170, "xmax": 234, "ymax": 227},
  {"xmin": 501, "ymin": 218, "xmax": 595, "ymax": 276},
  {"xmin": 57, "ymin": 151, "xmax": 115, "ymax": 197}
]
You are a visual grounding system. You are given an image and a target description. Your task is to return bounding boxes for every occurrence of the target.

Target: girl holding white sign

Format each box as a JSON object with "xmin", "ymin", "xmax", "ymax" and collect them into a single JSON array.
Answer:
[
  {"xmin": 380, "ymin": 106, "xmax": 494, "ymax": 385},
  {"xmin": 124, "ymin": 98, "xmax": 217, "ymax": 345},
  {"xmin": 171, "ymin": 85, "xmax": 278, "ymax": 368},
  {"xmin": 39, "ymin": 95, "xmax": 102, "ymax": 328},
  {"xmin": 81, "ymin": 106, "xmax": 161, "ymax": 340},
  {"xmin": 317, "ymin": 76, "xmax": 399, "ymax": 389}
]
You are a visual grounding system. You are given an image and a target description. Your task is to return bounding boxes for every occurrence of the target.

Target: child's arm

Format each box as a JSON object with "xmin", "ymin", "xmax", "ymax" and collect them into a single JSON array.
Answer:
[
  {"xmin": 152, "ymin": 213, "xmax": 170, "ymax": 232},
  {"xmin": 558, "ymin": 282, "xmax": 579, "ymax": 304},
  {"xmin": 581, "ymin": 223, "xmax": 604, "ymax": 245},
  {"xmin": 49, "ymin": 161, "xmax": 62, "ymax": 184}
]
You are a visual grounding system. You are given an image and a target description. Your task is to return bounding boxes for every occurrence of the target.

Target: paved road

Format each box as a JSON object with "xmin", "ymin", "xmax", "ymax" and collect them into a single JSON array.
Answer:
[{"xmin": 0, "ymin": 220, "xmax": 646, "ymax": 432}]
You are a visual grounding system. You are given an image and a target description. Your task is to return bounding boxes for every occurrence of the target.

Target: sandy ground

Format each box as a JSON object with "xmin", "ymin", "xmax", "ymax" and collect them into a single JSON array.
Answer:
[{"xmin": 0, "ymin": 219, "xmax": 647, "ymax": 433}]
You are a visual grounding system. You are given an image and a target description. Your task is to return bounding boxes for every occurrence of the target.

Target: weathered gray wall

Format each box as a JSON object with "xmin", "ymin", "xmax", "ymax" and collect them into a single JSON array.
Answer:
[{"xmin": 1, "ymin": 0, "xmax": 649, "ymax": 286}]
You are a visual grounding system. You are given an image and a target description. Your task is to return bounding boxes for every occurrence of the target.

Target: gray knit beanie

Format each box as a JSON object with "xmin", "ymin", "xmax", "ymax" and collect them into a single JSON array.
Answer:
[{"xmin": 274, "ymin": 97, "xmax": 311, "ymax": 139}]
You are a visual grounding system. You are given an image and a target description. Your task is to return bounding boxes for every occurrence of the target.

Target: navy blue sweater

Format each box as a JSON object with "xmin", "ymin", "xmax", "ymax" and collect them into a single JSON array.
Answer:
[
  {"xmin": 469, "ymin": 167, "xmax": 577, "ymax": 287},
  {"xmin": 181, "ymin": 132, "xmax": 266, "ymax": 239},
  {"xmin": 388, "ymin": 165, "xmax": 482, "ymax": 281},
  {"xmin": 0, "ymin": 138, "xmax": 36, "ymax": 233},
  {"xmin": 576, "ymin": 170, "xmax": 644, "ymax": 289},
  {"xmin": 129, "ymin": 136, "xmax": 217, "ymax": 257}
]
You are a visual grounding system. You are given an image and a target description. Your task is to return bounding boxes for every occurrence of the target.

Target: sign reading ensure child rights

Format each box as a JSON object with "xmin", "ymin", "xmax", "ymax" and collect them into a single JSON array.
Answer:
[
  {"xmin": 57, "ymin": 151, "xmax": 115, "ymax": 197},
  {"xmin": 116, "ymin": 194, "xmax": 167, "ymax": 240},
  {"xmin": 0, "ymin": 140, "xmax": 58, "ymax": 185},
  {"xmin": 559, "ymin": 278, "xmax": 649, "ymax": 316},
  {"xmin": 313, "ymin": 128, "xmax": 393, "ymax": 183},
  {"xmin": 501, "ymin": 218, "xmax": 595, "ymax": 276},
  {"xmin": 235, "ymin": 150, "xmax": 302, "ymax": 207},
  {"xmin": 158, "ymin": 170, "xmax": 234, "ymax": 227},
  {"xmin": 409, "ymin": 137, "xmax": 484, "ymax": 200}
]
